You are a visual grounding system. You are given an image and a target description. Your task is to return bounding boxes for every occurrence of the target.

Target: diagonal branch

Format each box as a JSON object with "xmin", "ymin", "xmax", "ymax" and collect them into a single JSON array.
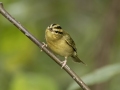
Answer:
[{"xmin": 0, "ymin": 2, "xmax": 90, "ymax": 90}]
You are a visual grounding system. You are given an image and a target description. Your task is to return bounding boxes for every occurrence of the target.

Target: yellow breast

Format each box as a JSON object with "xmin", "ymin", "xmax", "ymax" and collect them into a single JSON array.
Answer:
[{"xmin": 46, "ymin": 37, "xmax": 74, "ymax": 57}]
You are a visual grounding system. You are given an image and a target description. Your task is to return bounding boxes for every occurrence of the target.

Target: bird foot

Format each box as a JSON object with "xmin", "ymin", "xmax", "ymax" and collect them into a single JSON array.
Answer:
[
  {"xmin": 61, "ymin": 60, "xmax": 67, "ymax": 69},
  {"xmin": 41, "ymin": 42, "xmax": 47, "ymax": 51}
]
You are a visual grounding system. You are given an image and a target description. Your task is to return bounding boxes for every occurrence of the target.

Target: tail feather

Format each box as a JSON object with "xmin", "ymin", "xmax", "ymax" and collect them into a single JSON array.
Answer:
[{"xmin": 71, "ymin": 55, "xmax": 86, "ymax": 65}]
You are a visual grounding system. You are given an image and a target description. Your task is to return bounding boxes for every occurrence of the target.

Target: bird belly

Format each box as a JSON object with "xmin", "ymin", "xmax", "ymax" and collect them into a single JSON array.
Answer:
[{"xmin": 47, "ymin": 39, "xmax": 73, "ymax": 57}]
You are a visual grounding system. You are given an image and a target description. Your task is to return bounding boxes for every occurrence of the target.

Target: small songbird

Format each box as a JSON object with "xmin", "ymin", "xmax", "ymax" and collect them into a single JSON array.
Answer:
[{"xmin": 45, "ymin": 24, "xmax": 85, "ymax": 68}]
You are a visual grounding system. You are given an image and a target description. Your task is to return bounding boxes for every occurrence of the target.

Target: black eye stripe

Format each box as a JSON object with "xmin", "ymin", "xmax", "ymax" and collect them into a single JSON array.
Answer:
[{"xmin": 55, "ymin": 31, "xmax": 63, "ymax": 34}]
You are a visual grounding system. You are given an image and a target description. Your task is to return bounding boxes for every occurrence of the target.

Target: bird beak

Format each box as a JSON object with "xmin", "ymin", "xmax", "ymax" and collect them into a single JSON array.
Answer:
[{"xmin": 48, "ymin": 27, "xmax": 52, "ymax": 31}]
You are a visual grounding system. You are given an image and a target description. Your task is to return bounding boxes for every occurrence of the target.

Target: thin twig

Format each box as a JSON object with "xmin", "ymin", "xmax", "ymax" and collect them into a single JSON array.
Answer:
[{"xmin": 0, "ymin": 2, "xmax": 90, "ymax": 90}]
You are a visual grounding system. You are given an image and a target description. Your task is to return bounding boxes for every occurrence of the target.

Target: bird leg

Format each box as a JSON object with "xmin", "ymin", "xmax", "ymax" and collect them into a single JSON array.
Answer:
[
  {"xmin": 61, "ymin": 56, "xmax": 67, "ymax": 68},
  {"xmin": 41, "ymin": 42, "xmax": 47, "ymax": 51}
]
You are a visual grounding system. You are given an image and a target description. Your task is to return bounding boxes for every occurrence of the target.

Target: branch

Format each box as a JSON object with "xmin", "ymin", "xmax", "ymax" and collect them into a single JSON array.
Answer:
[{"xmin": 0, "ymin": 2, "xmax": 90, "ymax": 90}]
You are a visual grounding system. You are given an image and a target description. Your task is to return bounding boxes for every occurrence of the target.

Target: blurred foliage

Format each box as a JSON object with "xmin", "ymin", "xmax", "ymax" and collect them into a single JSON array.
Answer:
[
  {"xmin": 68, "ymin": 63, "xmax": 120, "ymax": 90},
  {"xmin": 0, "ymin": 0, "xmax": 120, "ymax": 90},
  {"xmin": 10, "ymin": 73, "xmax": 59, "ymax": 90}
]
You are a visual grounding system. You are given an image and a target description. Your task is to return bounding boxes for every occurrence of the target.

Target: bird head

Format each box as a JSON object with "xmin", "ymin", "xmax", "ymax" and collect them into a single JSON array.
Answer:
[{"xmin": 46, "ymin": 24, "xmax": 64, "ymax": 40}]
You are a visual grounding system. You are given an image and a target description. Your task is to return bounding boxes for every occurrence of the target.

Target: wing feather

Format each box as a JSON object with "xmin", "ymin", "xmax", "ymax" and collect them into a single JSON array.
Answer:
[{"xmin": 64, "ymin": 33, "xmax": 77, "ymax": 52}]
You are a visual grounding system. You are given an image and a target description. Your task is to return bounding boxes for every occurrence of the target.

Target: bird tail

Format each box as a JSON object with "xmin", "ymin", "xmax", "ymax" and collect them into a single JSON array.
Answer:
[{"xmin": 71, "ymin": 55, "xmax": 86, "ymax": 65}]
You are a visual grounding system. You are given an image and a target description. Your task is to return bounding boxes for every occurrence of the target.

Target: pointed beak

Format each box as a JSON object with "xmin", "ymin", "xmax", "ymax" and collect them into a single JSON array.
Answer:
[{"xmin": 48, "ymin": 27, "xmax": 52, "ymax": 31}]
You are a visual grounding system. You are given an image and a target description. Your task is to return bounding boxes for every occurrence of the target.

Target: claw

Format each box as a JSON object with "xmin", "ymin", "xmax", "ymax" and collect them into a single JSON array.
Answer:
[
  {"xmin": 41, "ymin": 42, "xmax": 47, "ymax": 51},
  {"xmin": 61, "ymin": 60, "xmax": 67, "ymax": 68},
  {"xmin": 61, "ymin": 56, "xmax": 67, "ymax": 69}
]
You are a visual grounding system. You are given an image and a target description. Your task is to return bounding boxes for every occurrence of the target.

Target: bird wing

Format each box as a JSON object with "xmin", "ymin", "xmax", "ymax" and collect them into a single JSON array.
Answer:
[{"xmin": 64, "ymin": 33, "xmax": 77, "ymax": 52}]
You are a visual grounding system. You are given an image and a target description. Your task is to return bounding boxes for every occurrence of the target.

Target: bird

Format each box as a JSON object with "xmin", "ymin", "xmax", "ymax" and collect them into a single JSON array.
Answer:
[{"xmin": 45, "ymin": 24, "xmax": 85, "ymax": 68}]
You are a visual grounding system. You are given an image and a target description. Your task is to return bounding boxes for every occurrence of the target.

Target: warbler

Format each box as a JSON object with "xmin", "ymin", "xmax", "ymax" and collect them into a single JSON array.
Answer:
[{"xmin": 45, "ymin": 24, "xmax": 85, "ymax": 68}]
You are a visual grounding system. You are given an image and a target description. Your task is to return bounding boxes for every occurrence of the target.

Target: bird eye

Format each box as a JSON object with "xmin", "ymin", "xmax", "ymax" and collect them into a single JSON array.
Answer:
[
  {"xmin": 55, "ymin": 31, "xmax": 59, "ymax": 33},
  {"xmin": 54, "ymin": 31, "xmax": 63, "ymax": 34}
]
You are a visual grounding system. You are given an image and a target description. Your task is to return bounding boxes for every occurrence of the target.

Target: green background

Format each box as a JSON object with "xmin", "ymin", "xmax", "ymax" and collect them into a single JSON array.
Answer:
[{"xmin": 0, "ymin": 0, "xmax": 120, "ymax": 90}]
